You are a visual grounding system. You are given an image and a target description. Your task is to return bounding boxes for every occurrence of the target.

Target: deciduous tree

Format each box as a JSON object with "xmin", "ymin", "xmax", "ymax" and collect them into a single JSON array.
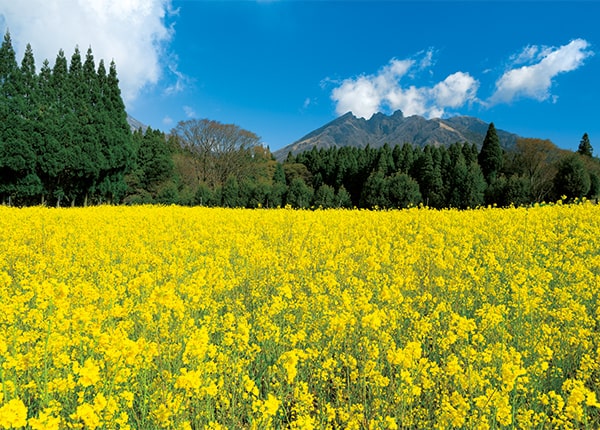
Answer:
[{"xmin": 173, "ymin": 119, "xmax": 262, "ymax": 188}]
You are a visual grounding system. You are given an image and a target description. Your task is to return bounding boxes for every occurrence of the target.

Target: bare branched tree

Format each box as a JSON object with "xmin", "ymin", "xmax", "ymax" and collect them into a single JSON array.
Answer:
[
  {"xmin": 172, "ymin": 119, "xmax": 262, "ymax": 187},
  {"xmin": 511, "ymin": 138, "xmax": 565, "ymax": 202}
]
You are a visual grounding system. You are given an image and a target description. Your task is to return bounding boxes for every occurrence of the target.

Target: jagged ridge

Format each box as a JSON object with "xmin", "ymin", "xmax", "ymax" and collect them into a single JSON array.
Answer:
[{"xmin": 274, "ymin": 110, "xmax": 518, "ymax": 161}]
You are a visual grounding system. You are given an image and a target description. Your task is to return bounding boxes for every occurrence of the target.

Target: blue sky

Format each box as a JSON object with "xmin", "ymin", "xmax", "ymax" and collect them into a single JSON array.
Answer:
[{"xmin": 1, "ymin": 1, "xmax": 598, "ymax": 152}]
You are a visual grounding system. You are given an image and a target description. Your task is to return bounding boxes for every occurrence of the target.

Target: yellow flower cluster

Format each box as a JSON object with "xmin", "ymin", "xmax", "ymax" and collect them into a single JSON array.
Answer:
[{"xmin": 1, "ymin": 203, "xmax": 600, "ymax": 428}]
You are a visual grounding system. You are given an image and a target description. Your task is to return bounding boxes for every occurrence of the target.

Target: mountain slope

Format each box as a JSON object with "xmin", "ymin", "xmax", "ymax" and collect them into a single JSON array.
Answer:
[
  {"xmin": 127, "ymin": 114, "xmax": 148, "ymax": 134},
  {"xmin": 274, "ymin": 111, "xmax": 518, "ymax": 160}
]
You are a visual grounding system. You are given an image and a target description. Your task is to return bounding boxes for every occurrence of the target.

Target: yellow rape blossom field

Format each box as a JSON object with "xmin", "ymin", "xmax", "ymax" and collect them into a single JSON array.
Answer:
[{"xmin": 1, "ymin": 203, "xmax": 599, "ymax": 429}]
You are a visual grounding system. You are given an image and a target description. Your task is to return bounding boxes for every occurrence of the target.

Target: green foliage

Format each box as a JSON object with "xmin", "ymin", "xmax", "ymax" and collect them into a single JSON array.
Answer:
[
  {"xmin": 485, "ymin": 175, "xmax": 531, "ymax": 207},
  {"xmin": 447, "ymin": 153, "xmax": 485, "ymax": 209},
  {"xmin": 267, "ymin": 163, "xmax": 287, "ymax": 208},
  {"xmin": 415, "ymin": 146, "xmax": 445, "ymax": 208},
  {"xmin": 588, "ymin": 172, "xmax": 600, "ymax": 199},
  {"xmin": 554, "ymin": 155, "xmax": 591, "ymax": 200},
  {"xmin": 0, "ymin": 32, "xmax": 132, "ymax": 206},
  {"xmin": 360, "ymin": 171, "xmax": 389, "ymax": 208},
  {"xmin": 314, "ymin": 184, "xmax": 336, "ymax": 208},
  {"xmin": 0, "ymin": 32, "xmax": 40, "ymax": 204},
  {"xmin": 286, "ymin": 177, "xmax": 313, "ymax": 208},
  {"xmin": 127, "ymin": 127, "xmax": 174, "ymax": 202},
  {"xmin": 478, "ymin": 122, "xmax": 504, "ymax": 183},
  {"xmin": 221, "ymin": 176, "xmax": 241, "ymax": 207},
  {"xmin": 387, "ymin": 173, "xmax": 422, "ymax": 208},
  {"xmin": 577, "ymin": 133, "xmax": 593, "ymax": 157},
  {"xmin": 334, "ymin": 185, "xmax": 353, "ymax": 208}
]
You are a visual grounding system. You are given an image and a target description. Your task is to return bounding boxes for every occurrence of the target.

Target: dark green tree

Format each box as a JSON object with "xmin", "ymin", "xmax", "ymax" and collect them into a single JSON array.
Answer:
[
  {"xmin": 242, "ymin": 179, "xmax": 270, "ymax": 208},
  {"xmin": 96, "ymin": 60, "xmax": 133, "ymax": 203},
  {"xmin": 577, "ymin": 133, "xmax": 593, "ymax": 157},
  {"xmin": 335, "ymin": 185, "xmax": 353, "ymax": 208},
  {"xmin": 462, "ymin": 142, "xmax": 479, "ymax": 165},
  {"xmin": 314, "ymin": 184, "xmax": 336, "ymax": 208},
  {"xmin": 126, "ymin": 127, "xmax": 174, "ymax": 202},
  {"xmin": 49, "ymin": 49, "xmax": 73, "ymax": 205},
  {"xmin": 286, "ymin": 177, "xmax": 313, "ymax": 208},
  {"xmin": 0, "ymin": 31, "xmax": 19, "ymax": 203},
  {"xmin": 396, "ymin": 143, "xmax": 416, "ymax": 173},
  {"xmin": 36, "ymin": 59, "xmax": 64, "ymax": 205},
  {"xmin": 415, "ymin": 146, "xmax": 444, "ymax": 208},
  {"xmin": 448, "ymin": 152, "xmax": 486, "ymax": 208},
  {"xmin": 504, "ymin": 175, "xmax": 532, "ymax": 207},
  {"xmin": 16, "ymin": 43, "xmax": 43, "ymax": 204},
  {"xmin": 587, "ymin": 172, "xmax": 600, "ymax": 199},
  {"xmin": 553, "ymin": 155, "xmax": 590, "ymax": 200},
  {"xmin": 360, "ymin": 170, "xmax": 390, "ymax": 208},
  {"xmin": 486, "ymin": 175, "xmax": 531, "ymax": 207},
  {"xmin": 376, "ymin": 143, "xmax": 395, "ymax": 175},
  {"xmin": 267, "ymin": 162, "xmax": 287, "ymax": 207},
  {"xmin": 194, "ymin": 182, "xmax": 217, "ymax": 207},
  {"xmin": 221, "ymin": 176, "xmax": 241, "ymax": 207},
  {"xmin": 387, "ymin": 173, "xmax": 422, "ymax": 208},
  {"xmin": 478, "ymin": 122, "xmax": 504, "ymax": 183},
  {"xmin": 0, "ymin": 34, "xmax": 41, "ymax": 204},
  {"xmin": 68, "ymin": 47, "xmax": 100, "ymax": 205}
]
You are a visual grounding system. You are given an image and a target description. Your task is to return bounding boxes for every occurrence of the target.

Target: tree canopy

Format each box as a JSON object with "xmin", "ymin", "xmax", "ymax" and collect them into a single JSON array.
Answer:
[{"xmin": 0, "ymin": 32, "xmax": 132, "ymax": 206}]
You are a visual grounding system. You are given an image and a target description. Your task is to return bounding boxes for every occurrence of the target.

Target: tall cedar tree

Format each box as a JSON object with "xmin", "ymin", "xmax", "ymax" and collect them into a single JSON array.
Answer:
[
  {"xmin": 417, "ymin": 146, "xmax": 445, "ymax": 208},
  {"xmin": 0, "ymin": 34, "xmax": 42, "ymax": 204},
  {"xmin": 17, "ymin": 44, "xmax": 43, "ymax": 202},
  {"xmin": 37, "ymin": 58, "xmax": 62, "ymax": 203},
  {"xmin": 0, "ymin": 33, "xmax": 133, "ymax": 205},
  {"xmin": 50, "ymin": 49, "xmax": 72, "ymax": 205},
  {"xmin": 0, "ymin": 31, "xmax": 21, "ymax": 203},
  {"xmin": 478, "ymin": 122, "xmax": 504, "ymax": 183},
  {"xmin": 69, "ymin": 47, "xmax": 99, "ymax": 204},
  {"xmin": 577, "ymin": 133, "xmax": 593, "ymax": 157},
  {"xmin": 268, "ymin": 162, "xmax": 287, "ymax": 207},
  {"xmin": 96, "ymin": 60, "xmax": 133, "ymax": 203}
]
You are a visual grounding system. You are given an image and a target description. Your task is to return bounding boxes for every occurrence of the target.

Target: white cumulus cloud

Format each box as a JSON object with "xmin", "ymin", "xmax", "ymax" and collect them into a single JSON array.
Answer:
[
  {"xmin": 331, "ymin": 54, "xmax": 478, "ymax": 120},
  {"xmin": 490, "ymin": 39, "xmax": 593, "ymax": 104},
  {"xmin": 0, "ymin": 0, "xmax": 176, "ymax": 105}
]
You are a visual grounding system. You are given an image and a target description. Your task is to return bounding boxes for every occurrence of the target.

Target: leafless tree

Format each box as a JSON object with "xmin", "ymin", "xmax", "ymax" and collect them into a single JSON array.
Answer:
[
  {"xmin": 172, "ymin": 119, "xmax": 262, "ymax": 187},
  {"xmin": 510, "ymin": 138, "xmax": 566, "ymax": 202}
]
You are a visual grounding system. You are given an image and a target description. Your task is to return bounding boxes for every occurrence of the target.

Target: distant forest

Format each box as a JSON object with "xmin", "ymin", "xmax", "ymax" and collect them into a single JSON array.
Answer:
[{"xmin": 1, "ymin": 32, "xmax": 599, "ymax": 209}]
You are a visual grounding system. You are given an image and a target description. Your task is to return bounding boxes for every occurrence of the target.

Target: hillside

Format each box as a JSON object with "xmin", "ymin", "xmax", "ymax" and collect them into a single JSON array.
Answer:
[
  {"xmin": 274, "ymin": 110, "xmax": 518, "ymax": 160},
  {"xmin": 127, "ymin": 114, "xmax": 148, "ymax": 134}
]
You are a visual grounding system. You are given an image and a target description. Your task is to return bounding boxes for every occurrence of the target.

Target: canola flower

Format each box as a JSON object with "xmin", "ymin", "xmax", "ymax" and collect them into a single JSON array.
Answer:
[{"xmin": 0, "ymin": 203, "xmax": 599, "ymax": 429}]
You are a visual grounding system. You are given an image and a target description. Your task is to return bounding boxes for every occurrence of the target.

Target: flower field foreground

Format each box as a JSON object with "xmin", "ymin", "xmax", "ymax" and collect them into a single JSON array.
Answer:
[{"xmin": 1, "ymin": 204, "xmax": 600, "ymax": 429}]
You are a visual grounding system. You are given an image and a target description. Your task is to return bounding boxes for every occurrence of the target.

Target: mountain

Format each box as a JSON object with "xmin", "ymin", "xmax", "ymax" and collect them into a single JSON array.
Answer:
[
  {"xmin": 126, "ymin": 114, "xmax": 148, "ymax": 134},
  {"xmin": 274, "ymin": 110, "xmax": 519, "ymax": 160}
]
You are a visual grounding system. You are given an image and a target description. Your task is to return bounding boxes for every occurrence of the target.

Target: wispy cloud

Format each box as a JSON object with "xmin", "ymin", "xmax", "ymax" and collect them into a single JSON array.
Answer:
[
  {"xmin": 490, "ymin": 39, "xmax": 593, "ymax": 105},
  {"xmin": 330, "ymin": 52, "xmax": 478, "ymax": 119},
  {"xmin": 0, "ymin": 0, "xmax": 176, "ymax": 105},
  {"xmin": 183, "ymin": 105, "xmax": 196, "ymax": 118}
]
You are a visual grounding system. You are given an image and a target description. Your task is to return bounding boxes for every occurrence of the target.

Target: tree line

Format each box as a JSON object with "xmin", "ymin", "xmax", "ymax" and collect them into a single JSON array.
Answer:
[
  {"xmin": 282, "ymin": 126, "xmax": 600, "ymax": 209},
  {"xmin": 2, "ymin": 32, "xmax": 598, "ymax": 209},
  {"xmin": 0, "ymin": 32, "xmax": 132, "ymax": 206},
  {"xmin": 129, "ymin": 120, "xmax": 598, "ymax": 210}
]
